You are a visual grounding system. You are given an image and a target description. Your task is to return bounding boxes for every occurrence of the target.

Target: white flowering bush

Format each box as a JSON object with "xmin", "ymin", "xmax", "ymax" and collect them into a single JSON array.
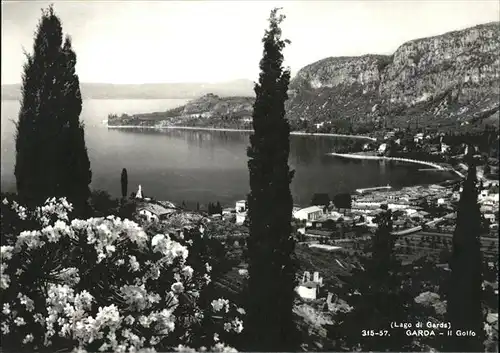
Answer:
[{"xmin": 1, "ymin": 197, "xmax": 243, "ymax": 352}]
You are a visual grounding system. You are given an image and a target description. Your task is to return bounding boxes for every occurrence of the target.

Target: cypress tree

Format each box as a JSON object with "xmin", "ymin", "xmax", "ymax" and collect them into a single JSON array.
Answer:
[
  {"xmin": 333, "ymin": 209, "xmax": 415, "ymax": 351},
  {"xmin": 15, "ymin": 5, "xmax": 91, "ymax": 213},
  {"xmin": 121, "ymin": 168, "xmax": 128, "ymax": 199},
  {"xmin": 245, "ymin": 8, "xmax": 297, "ymax": 351},
  {"xmin": 446, "ymin": 153, "xmax": 484, "ymax": 352}
]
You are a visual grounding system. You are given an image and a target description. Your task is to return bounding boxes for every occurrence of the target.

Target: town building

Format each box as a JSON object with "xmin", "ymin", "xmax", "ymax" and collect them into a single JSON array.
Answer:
[
  {"xmin": 293, "ymin": 206, "xmax": 324, "ymax": 223},
  {"xmin": 235, "ymin": 200, "xmax": 247, "ymax": 225},
  {"xmin": 138, "ymin": 203, "xmax": 176, "ymax": 222},
  {"xmin": 296, "ymin": 271, "xmax": 323, "ymax": 300}
]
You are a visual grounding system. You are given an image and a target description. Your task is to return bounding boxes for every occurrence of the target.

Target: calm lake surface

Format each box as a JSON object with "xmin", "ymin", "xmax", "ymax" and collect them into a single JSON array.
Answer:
[{"xmin": 1, "ymin": 99, "xmax": 456, "ymax": 207}]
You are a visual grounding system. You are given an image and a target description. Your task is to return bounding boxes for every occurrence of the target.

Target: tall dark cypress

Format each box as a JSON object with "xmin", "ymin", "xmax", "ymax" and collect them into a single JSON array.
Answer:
[
  {"xmin": 14, "ymin": 5, "xmax": 91, "ymax": 213},
  {"xmin": 446, "ymin": 153, "xmax": 484, "ymax": 352},
  {"xmin": 121, "ymin": 168, "xmax": 128, "ymax": 199},
  {"xmin": 245, "ymin": 8, "xmax": 297, "ymax": 351},
  {"xmin": 334, "ymin": 208, "xmax": 414, "ymax": 351}
]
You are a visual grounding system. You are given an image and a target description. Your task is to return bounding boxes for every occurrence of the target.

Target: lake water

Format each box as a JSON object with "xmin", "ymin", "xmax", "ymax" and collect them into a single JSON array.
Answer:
[{"xmin": 1, "ymin": 99, "xmax": 456, "ymax": 207}]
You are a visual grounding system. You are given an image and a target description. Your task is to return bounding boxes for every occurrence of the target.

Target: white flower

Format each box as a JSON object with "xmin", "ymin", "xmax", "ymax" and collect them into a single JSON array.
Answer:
[
  {"xmin": 155, "ymin": 309, "xmax": 176, "ymax": 335},
  {"xmin": 120, "ymin": 284, "xmax": 149, "ymax": 311},
  {"xmin": 237, "ymin": 307, "xmax": 246, "ymax": 315},
  {"xmin": 1, "ymin": 246, "xmax": 14, "ymax": 262},
  {"xmin": 16, "ymin": 230, "xmax": 44, "ymax": 250},
  {"xmin": 129, "ymin": 255, "xmax": 140, "ymax": 272},
  {"xmin": 2, "ymin": 198, "xmax": 8, "ymax": 205},
  {"xmin": 95, "ymin": 304, "xmax": 121, "ymax": 329},
  {"xmin": 212, "ymin": 343, "xmax": 238, "ymax": 352},
  {"xmin": 203, "ymin": 273, "xmax": 211, "ymax": 284},
  {"xmin": 205, "ymin": 263, "xmax": 212, "ymax": 273},
  {"xmin": 232, "ymin": 317, "xmax": 244, "ymax": 333},
  {"xmin": 22, "ymin": 333, "xmax": 34, "ymax": 344},
  {"xmin": 171, "ymin": 282, "xmax": 184, "ymax": 294},
  {"xmin": 150, "ymin": 336, "xmax": 161, "ymax": 346},
  {"xmin": 182, "ymin": 265, "xmax": 194, "ymax": 278},
  {"xmin": 224, "ymin": 322, "xmax": 232, "ymax": 332},
  {"xmin": 18, "ymin": 293, "xmax": 35, "ymax": 312},
  {"xmin": 14, "ymin": 317, "xmax": 26, "ymax": 326},
  {"xmin": 152, "ymin": 234, "xmax": 188, "ymax": 263},
  {"xmin": 211, "ymin": 298, "xmax": 229, "ymax": 313},
  {"xmin": 57, "ymin": 267, "xmax": 80, "ymax": 286},
  {"xmin": 1, "ymin": 322, "xmax": 10, "ymax": 334},
  {"xmin": 1, "ymin": 246, "xmax": 14, "ymax": 289},
  {"xmin": 2, "ymin": 303, "xmax": 11, "ymax": 315},
  {"xmin": 213, "ymin": 333, "xmax": 220, "ymax": 342},
  {"xmin": 74, "ymin": 290, "xmax": 94, "ymax": 311},
  {"xmin": 124, "ymin": 315, "xmax": 135, "ymax": 325}
]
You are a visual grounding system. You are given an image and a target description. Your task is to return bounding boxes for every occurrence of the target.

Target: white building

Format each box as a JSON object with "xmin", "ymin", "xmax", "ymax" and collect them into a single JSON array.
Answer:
[
  {"xmin": 293, "ymin": 206, "xmax": 323, "ymax": 222},
  {"xmin": 138, "ymin": 203, "xmax": 175, "ymax": 222},
  {"xmin": 315, "ymin": 122, "xmax": 325, "ymax": 129},
  {"xmin": 405, "ymin": 208, "xmax": 418, "ymax": 216},
  {"xmin": 378, "ymin": 143, "xmax": 387, "ymax": 154},
  {"xmin": 414, "ymin": 133, "xmax": 424, "ymax": 143},
  {"xmin": 296, "ymin": 271, "xmax": 323, "ymax": 300},
  {"xmin": 330, "ymin": 211, "xmax": 343, "ymax": 220},
  {"xmin": 235, "ymin": 200, "xmax": 247, "ymax": 225},
  {"xmin": 353, "ymin": 201, "xmax": 382, "ymax": 208},
  {"xmin": 387, "ymin": 203, "xmax": 410, "ymax": 210},
  {"xmin": 236, "ymin": 200, "xmax": 247, "ymax": 213},
  {"xmin": 364, "ymin": 215, "xmax": 378, "ymax": 228}
]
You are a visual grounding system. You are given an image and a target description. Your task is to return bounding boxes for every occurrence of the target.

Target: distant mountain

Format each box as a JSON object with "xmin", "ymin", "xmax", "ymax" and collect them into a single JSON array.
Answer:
[
  {"xmin": 1, "ymin": 79, "xmax": 255, "ymax": 100},
  {"xmin": 110, "ymin": 22, "xmax": 500, "ymax": 132},
  {"xmin": 286, "ymin": 21, "xmax": 500, "ymax": 130}
]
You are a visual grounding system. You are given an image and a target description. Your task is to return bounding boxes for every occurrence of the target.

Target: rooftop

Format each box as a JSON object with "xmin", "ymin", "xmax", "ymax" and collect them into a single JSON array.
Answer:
[
  {"xmin": 300, "ymin": 281, "xmax": 320, "ymax": 289},
  {"xmin": 296, "ymin": 206, "xmax": 323, "ymax": 213},
  {"xmin": 138, "ymin": 203, "xmax": 175, "ymax": 216}
]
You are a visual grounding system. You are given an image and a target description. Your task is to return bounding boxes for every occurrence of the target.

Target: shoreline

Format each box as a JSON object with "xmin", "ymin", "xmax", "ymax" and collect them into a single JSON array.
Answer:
[
  {"xmin": 329, "ymin": 152, "xmax": 466, "ymax": 179},
  {"xmin": 106, "ymin": 124, "xmax": 377, "ymax": 141},
  {"xmin": 329, "ymin": 152, "xmax": 448, "ymax": 171}
]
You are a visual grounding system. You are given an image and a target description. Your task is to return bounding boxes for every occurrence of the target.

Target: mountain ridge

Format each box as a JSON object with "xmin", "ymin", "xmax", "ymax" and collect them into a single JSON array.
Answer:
[{"xmin": 109, "ymin": 21, "xmax": 499, "ymax": 131}]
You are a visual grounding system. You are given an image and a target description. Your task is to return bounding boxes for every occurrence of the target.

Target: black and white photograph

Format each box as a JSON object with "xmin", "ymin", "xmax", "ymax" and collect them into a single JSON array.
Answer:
[{"xmin": 0, "ymin": 1, "xmax": 499, "ymax": 352}]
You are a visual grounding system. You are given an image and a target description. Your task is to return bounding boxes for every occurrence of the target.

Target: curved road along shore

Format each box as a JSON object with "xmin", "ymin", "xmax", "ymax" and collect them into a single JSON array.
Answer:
[{"xmin": 329, "ymin": 152, "xmax": 446, "ymax": 170}]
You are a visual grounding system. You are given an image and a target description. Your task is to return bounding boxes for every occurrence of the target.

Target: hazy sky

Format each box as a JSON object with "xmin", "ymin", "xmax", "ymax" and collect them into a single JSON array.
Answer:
[{"xmin": 2, "ymin": 1, "xmax": 499, "ymax": 84}]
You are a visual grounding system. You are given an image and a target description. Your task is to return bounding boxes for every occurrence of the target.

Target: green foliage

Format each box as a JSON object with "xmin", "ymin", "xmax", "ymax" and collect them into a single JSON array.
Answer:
[
  {"xmin": 14, "ymin": 5, "xmax": 91, "ymax": 215},
  {"xmin": 207, "ymin": 202, "xmax": 223, "ymax": 215},
  {"xmin": 88, "ymin": 190, "xmax": 137, "ymax": 219},
  {"xmin": 245, "ymin": 8, "xmax": 299, "ymax": 351},
  {"xmin": 446, "ymin": 160, "xmax": 485, "ymax": 352}
]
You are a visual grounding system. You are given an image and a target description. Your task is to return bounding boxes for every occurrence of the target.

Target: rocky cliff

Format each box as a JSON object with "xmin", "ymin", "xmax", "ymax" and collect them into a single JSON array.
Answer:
[
  {"xmin": 112, "ymin": 22, "xmax": 499, "ymax": 130},
  {"xmin": 288, "ymin": 21, "xmax": 499, "ymax": 129}
]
